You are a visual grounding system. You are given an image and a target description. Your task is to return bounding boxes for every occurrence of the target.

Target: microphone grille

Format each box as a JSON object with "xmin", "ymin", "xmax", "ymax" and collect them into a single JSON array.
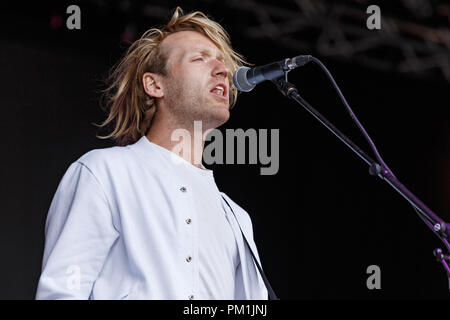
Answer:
[{"xmin": 233, "ymin": 66, "xmax": 254, "ymax": 92}]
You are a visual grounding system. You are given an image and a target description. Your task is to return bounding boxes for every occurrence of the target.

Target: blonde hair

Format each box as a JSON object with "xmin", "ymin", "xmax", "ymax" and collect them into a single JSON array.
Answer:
[{"xmin": 97, "ymin": 7, "xmax": 247, "ymax": 146}]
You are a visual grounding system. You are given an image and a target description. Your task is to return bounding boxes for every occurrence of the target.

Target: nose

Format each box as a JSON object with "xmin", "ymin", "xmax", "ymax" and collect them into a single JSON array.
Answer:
[{"xmin": 212, "ymin": 59, "xmax": 229, "ymax": 79}]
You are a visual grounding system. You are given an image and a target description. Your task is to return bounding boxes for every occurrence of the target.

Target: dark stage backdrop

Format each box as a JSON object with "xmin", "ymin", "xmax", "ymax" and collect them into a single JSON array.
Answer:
[{"xmin": 1, "ymin": 1, "xmax": 449, "ymax": 299}]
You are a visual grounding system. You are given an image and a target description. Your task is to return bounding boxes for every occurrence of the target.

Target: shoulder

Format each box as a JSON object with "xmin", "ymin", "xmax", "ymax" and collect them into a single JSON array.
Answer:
[
  {"xmin": 77, "ymin": 144, "xmax": 129, "ymax": 166},
  {"xmin": 73, "ymin": 144, "xmax": 134, "ymax": 180},
  {"xmin": 54, "ymin": 145, "xmax": 130, "ymax": 191},
  {"xmin": 75, "ymin": 146, "xmax": 130, "ymax": 170}
]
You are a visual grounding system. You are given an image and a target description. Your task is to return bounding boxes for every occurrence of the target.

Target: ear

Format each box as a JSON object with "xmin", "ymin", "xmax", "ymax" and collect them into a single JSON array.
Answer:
[{"xmin": 142, "ymin": 72, "xmax": 164, "ymax": 98}]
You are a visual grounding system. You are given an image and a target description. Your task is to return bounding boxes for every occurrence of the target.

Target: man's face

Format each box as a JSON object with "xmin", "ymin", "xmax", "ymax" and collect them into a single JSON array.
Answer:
[{"xmin": 158, "ymin": 31, "xmax": 231, "ymax": 130}]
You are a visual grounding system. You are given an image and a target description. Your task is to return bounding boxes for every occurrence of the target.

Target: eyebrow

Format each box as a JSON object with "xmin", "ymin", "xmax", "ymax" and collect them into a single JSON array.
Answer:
[{"xmin": 191, "ymin": 47, "xmax": 225, "ymax": 61}]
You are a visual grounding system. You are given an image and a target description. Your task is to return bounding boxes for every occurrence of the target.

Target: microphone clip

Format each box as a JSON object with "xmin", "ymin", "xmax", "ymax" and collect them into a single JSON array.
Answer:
[
  {"xmin": 271, "ymin": 76, "xmax": 298, "ymax": 98},
  {"xmin": 274, "ymin": 55, "xmax": 312, "ymax": 96}
]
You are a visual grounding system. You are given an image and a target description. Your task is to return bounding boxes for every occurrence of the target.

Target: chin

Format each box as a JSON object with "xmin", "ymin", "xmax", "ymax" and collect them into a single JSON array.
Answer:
[{"xmin": 206, "ymin": 106, "xmax": 230, "ymax": 129}]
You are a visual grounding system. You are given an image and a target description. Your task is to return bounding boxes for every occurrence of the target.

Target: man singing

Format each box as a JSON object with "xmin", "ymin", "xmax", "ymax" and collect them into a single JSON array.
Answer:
[{"xmin": 36, "ymin": 7, "xmax": 270, "ymax": 300}]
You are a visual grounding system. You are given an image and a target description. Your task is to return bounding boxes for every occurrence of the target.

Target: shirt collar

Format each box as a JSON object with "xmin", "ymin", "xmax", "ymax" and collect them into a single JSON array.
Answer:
[{"xmin": 130, "ymin": 135, "xmax": 214, "ymax": 177}]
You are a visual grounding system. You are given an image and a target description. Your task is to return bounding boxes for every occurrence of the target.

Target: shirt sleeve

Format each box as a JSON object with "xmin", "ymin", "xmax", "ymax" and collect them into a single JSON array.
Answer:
[{"xmin": 35, "ymin": 161, "xmax": 120, "ymax": 299}]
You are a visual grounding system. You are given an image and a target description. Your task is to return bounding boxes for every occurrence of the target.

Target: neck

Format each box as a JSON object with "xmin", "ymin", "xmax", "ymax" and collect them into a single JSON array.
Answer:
[{"xmin": 145, "ymin": 109, "xmax": 213, "ymax": 169}]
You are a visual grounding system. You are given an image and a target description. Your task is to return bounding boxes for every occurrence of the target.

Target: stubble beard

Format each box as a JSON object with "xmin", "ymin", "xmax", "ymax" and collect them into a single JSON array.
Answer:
[{"xmin": 164, "ymin": 77, "xmax": 230, "ymax": 132}]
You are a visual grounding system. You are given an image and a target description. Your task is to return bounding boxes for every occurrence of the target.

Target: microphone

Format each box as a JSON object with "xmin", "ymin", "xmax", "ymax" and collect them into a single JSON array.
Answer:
[{"xmin": 233, "ymin": 55, "xmax": 312, "ymax": 92}]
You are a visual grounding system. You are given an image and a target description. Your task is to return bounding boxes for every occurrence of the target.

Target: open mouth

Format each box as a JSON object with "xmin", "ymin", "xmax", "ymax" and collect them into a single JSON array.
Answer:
[{"xmin": 210, "ymin": 83, "xmax": 228, "ymax": 100}]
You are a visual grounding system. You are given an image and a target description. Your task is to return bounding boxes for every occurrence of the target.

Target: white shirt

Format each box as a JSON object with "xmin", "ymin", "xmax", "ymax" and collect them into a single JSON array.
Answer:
[{"xmin": 36, "ymin": 136, "xmax": 268, "ymax": 300}]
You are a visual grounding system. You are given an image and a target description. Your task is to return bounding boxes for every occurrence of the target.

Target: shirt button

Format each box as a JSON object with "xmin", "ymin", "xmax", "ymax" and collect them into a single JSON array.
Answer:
[
  {"xmin": 188, "ymin": 294, "xmax": 194, "ymax": 300},
  {"xmin": 186, "ymin": 218, "xmax": 192, "ymax": 224},
  {"xmin": 180, "ymin": 186, "xmax": 187, "ymax": 193},
  {"xmin": 186, "ymin": 255, "xmax": 192, "ymax": 262}
]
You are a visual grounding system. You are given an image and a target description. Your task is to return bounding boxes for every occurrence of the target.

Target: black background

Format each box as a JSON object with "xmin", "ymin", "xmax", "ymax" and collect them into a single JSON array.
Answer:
[{"xmin": 1, "ymin": 0, "xmax": 449, "ymax": 299}]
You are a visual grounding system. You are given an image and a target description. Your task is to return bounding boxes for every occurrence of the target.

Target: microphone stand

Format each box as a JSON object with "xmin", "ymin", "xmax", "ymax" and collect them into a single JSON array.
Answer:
[{"xmin": 271, "ymin": 76, "xmax": 450, "ymax": 291}]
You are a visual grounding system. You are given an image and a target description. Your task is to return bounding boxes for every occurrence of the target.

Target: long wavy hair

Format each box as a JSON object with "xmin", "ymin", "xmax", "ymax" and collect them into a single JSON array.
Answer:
[{"xmin": 97, "ymin": 7, "xmax": 247, "ymax": 146}]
